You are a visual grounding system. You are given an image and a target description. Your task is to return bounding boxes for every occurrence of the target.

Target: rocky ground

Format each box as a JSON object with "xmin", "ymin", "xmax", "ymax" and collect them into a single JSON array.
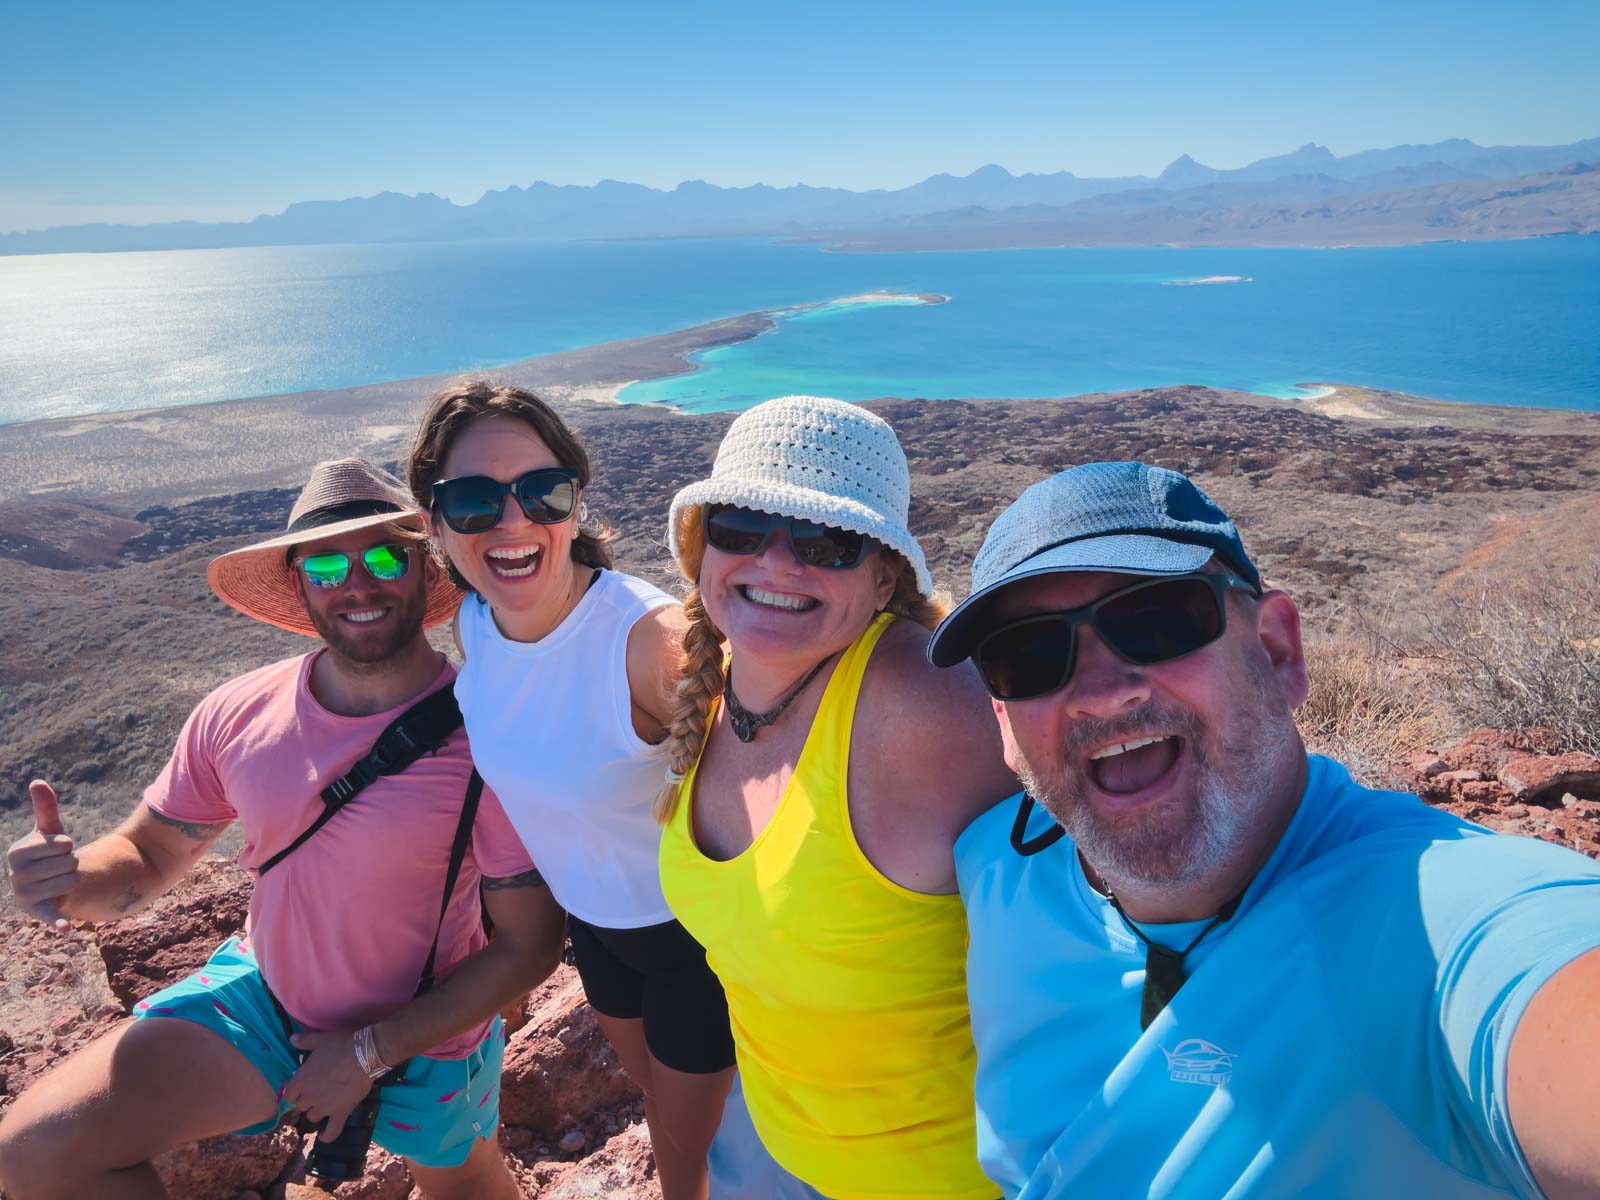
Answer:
[
  {"xmin": 1, "ymin": 725, "xmax": 1596, "ymax": 1199},
  {"xmin": 2, "ymin": 337, "xmax": 1599, "ymax": 1195},
  {"xmin": 1, "ymin": 863, "xmax": 658, "ymax": 1200}
]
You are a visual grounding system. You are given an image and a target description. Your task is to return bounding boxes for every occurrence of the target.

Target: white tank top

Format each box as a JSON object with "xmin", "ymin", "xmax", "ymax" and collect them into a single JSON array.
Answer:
[{"xmin": 456, "ymin": 569, "xmax": 676, "ymax": 928}]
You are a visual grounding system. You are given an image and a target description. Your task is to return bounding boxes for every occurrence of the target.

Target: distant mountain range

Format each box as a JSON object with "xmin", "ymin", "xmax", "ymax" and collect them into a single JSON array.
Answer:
[{"xmin": 4, "ymin": 135, "xmax": 1598, "ymax": 255}]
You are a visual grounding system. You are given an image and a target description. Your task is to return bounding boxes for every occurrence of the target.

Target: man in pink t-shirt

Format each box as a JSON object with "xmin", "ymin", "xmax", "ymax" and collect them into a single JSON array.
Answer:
[{"xmin": 1, "ymin": 460, "xmax": 565, "ymax": 1200}]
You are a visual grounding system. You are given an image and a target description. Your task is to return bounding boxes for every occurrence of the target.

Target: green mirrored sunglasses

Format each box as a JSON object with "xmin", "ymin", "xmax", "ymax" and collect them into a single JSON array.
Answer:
[{"xmin": 294, "ymin": 544, "xmax": 412, "ymax": 589}]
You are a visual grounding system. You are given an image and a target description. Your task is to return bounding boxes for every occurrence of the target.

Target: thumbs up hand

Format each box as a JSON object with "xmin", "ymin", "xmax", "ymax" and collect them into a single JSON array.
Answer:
[{"xmin": 7, "ymin": 780, "xmax": 78, "ymax": 932}]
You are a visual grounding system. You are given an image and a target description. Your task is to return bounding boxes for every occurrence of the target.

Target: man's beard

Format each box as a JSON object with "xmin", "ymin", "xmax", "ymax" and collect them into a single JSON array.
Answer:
[
  {"xmin": 1014, "ymin": 661, "xmax": 1297, "ymax": 891},
  {"xmin": 306, "ymin": 584, "xmax": 428, "ymax": 666}
]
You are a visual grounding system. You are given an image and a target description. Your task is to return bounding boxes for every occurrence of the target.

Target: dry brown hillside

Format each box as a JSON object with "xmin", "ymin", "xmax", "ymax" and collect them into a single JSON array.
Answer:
[
  {"xmin": 3, "ymin": 384, "xmax": 1599, "ymax": 1198},
  {"xmin": 3, "ymin": 384, "xmax": 1599, "ymax": 854}
]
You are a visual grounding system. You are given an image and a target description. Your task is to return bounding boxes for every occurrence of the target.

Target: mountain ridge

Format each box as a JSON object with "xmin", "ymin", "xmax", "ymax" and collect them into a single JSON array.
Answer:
[{"xmin": 4, "ymin": 135, "xmax": 1597, "ymax": 254}]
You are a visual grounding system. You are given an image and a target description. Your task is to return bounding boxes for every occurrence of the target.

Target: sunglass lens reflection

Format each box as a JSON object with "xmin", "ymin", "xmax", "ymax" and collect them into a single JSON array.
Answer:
[
  {"xmin": 516, "ymin": 473, "xmax": 577, "ymax": 522},
  {"xmin": 300, "ymin": 553, "xmax": 351, "ymax": 589},
  {"xmin": 1097, "ymin": 578, "xmax": 1223, "ymax": 663},
  {"xmin": 705, "ymin": 507, "xmax": 774, "ymax": 554},
  {"xmin": 439, "ymin": 479, "xmax": 505, "ymax": 533},
  {"xmin": 362, "ymin": 545, "xmax": 409, "ymax": 581},
  {"xmin": 978, "ymin": 620, "xmax": 1075, "ymax": 700}
]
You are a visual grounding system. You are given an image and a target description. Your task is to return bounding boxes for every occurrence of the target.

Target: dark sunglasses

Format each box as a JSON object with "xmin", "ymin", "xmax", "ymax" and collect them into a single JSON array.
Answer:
[
  {"xmin": 702, "ymin": 504, "xmax": 875, "ymax": 570},
  {"xmin": 292, "ymin": 543, "xmax": 412, "ymax": 590},
  {"xmin": 430, "ymin": 467, "xmax": 580, "ymax": 535},
  {"xmin": 974, "ymin": 571, "xmax": 1259, "ymax": 701}
]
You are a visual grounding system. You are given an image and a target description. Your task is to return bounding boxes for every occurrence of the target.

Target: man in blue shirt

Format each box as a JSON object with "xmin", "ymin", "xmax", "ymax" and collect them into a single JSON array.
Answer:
[{"xmin": 927, "ymin": 461, "xmax": 1600, "ymax": 1200}]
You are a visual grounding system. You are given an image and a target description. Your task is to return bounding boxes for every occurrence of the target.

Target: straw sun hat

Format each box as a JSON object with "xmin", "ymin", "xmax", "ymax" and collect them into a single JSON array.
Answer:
[
  {"xmin": 667, "ymin": 395, "xmax": 932, "ymax": 595},
  {"xmin": 206, "ymin": 458, "xmax": 462, "ymax": 636}
]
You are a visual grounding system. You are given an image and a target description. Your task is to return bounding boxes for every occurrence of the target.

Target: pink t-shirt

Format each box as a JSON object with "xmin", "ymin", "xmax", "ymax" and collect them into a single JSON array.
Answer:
[{"xmin": 145, "ymin": 652, "xmax": 534, "ymax": 1060}]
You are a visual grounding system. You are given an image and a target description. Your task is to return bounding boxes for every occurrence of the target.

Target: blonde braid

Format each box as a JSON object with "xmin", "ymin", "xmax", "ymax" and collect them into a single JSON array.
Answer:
[
  {"xmin": 655, "ymin": 507, "xmax": 727, "ymax": 824},
  {"xmin": 880, "ymin": 552, "xmax": 952, "ymax": 632}
]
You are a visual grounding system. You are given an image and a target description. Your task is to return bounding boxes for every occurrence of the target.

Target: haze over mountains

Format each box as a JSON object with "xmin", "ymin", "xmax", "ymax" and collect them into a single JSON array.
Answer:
[{"xmin": 5, "ymin": 135, "xmax": 1597, "ymax": 255}]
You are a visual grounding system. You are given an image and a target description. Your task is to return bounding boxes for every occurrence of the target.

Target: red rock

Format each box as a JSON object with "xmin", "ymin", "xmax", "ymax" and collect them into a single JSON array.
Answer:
[
  {"xmin": 539, "ymin": 1121, "xmax": 661, "ymax": 1200},
  {"xmin": 497, "ymin": 964, "xmax": 641, "ymax": 1133},
  {"xmin": 1498, "ymin": 752, "xmax": 1600, "ymax": 806},
  {"xmin": 559, "ymin": 1127, "xmax": 588, "ymax": 1153},
  {"xmin": 502, "ymin": 1125, "xmax": 536, "ymax": 1150},
  {"xmin": 1441, "ymin": 727, "xmax": 1563, "ymax": 776},
  {"xmin": 150, "ymin": 1124, "xmax": 299, "ymax": 1200},
  {"xmin": 95, "ymin": 857, "xmax": 253, "ymax": 1010},
  {"xmin": 501, "ymin": 992, "xmax": 533, "ymax": 1038},
  {"xmin": 321, "ymin": 1147, "xmax": 413, "ymax": 1199},
  {"xmin": 1434, "ymin": 769, "xmax": 1485, "ymax": 785}
]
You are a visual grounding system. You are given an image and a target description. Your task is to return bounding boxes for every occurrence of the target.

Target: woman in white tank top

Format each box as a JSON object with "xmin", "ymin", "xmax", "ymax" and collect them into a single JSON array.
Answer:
[{"xmin": 407, "ymin": 380, "xmax": 735, "ymax": 1200}]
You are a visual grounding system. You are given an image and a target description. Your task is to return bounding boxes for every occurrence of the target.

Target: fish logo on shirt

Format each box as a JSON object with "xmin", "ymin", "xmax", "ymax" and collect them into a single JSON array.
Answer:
[{"xmin": 1163, "ymin": 1038, "xmax": 1235, "ymax": 1087}]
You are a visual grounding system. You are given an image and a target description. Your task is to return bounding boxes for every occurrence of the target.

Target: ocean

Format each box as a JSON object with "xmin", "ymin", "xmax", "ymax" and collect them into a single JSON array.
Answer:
[{"xmin": 1, "ymin": 236, "xmax": 1595, "ymax": 426}]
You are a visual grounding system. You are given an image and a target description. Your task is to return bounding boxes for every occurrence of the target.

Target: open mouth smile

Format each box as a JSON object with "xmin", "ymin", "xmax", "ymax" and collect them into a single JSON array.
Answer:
[
  {"xmin": 486, "ymin": 543, "xmax": 543, "ymax": 580},
  {"xmin": 737, "ymin": 584, "xmax": 819, "ymax": 613},
  {"xmin": 1084, "ymin": 734, "xmax": 1185, "ymax": 798},
  {"xmin": 339, "ymin": 607, "xmax": 390, "ymax": 624}
]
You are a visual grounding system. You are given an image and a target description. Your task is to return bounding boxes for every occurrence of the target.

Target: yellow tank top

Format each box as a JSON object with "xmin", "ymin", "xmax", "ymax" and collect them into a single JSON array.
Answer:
[{"xmin": 660, "ymin": 614, "xmax": 994, "ymax": 1200}]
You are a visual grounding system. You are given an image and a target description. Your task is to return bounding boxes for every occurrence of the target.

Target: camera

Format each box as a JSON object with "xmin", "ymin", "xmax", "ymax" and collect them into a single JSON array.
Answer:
[{"xmin": 303, "ymin": 1067, "xmax": 403, "ymax": 1183}]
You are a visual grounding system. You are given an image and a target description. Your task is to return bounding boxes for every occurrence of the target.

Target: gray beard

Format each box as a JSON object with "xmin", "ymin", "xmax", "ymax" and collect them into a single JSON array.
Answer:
[{"xmin": 1016, "ymin": 667, "xmax": 1297, "ymax": 892}]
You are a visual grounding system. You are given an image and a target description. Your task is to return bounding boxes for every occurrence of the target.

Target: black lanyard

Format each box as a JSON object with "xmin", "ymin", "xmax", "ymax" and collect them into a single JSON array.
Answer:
[{"xmin": 1107, "ymin": 891, "xmax": 1242, "ymax": 1030}]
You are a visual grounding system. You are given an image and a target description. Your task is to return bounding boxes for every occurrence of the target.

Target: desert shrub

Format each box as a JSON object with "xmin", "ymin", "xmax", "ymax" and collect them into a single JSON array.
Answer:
[
  {"xmin": 1298, "ymin": 635, "xmax": 1447, "ymax": 789},
  {"xmin": 1424, "ymin": 565, "xmax": 1600, "ymax": 757}
]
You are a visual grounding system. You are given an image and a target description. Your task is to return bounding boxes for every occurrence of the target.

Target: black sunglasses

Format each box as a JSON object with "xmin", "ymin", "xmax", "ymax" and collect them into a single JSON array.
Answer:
[
  {"xmin": 974, "ymin": 571, "xmax": 1259, "ymax": 701},
  {"xmin": 431, "ymin": 467, "xmax": 580, "ymax": 535},
  {"xmin": 702, "ymin": 504, "xmax": 875, "ymax": 570}
]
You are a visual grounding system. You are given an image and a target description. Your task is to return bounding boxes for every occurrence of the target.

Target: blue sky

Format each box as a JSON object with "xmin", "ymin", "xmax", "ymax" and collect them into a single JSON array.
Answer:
[{"xmin": 3, "ymin": 0, "xmax": 1597, "ymax": 232}]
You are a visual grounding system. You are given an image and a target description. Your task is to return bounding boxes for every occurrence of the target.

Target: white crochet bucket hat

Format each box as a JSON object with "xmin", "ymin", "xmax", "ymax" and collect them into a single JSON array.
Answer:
[{"xmin": 668, "ymin": 395, "xmax": 932, "ymax": 595}]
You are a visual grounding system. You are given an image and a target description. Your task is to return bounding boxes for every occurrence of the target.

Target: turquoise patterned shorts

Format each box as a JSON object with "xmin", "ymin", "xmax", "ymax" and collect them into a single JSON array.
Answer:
[{"xmin": 132, "ymin": 937, "xmax": 504, "ymax": 1168}]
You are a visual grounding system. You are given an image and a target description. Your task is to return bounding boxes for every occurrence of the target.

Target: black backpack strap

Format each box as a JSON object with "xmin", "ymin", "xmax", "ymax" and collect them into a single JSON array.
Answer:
[
  {"xmin": 258, "ymin": 685, "xmax": 464, "ymax": 877},
  {"xmin": 414, "ymin": 770, "xmax": 483, "ymax": 997}
]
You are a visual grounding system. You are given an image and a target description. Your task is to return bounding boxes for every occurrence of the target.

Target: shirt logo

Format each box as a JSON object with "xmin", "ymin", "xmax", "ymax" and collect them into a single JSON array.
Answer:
[{"xmin": 1163, "ymin": 1038, "xmax": 1236, "ymax": 1087}]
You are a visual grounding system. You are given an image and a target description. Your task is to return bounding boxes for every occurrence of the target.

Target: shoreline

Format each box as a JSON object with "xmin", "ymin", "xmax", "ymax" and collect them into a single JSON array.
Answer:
[{"xmin": 1, "ymin": 300, "xmax": 1594, "ymax": 508}]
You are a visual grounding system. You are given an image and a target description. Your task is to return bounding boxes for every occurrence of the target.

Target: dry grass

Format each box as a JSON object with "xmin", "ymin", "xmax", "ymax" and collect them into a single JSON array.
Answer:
[
  {"xmin": 1423, "ymin": 564, "xmax": 1600, "ymax": 757},
  {"xmin": 1298, "ymin": 618, "xmax": 1448, "ymax": 789}
]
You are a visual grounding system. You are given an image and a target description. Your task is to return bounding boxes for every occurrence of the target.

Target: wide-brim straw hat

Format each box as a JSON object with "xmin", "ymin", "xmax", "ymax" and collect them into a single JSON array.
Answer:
[
  {"xmin": 667, "ymin": 395, "xmax": 932, "ymax": 595},
  {"xmin": 206, "ymin": 458, "xmax": 463, "ymax": 637}
]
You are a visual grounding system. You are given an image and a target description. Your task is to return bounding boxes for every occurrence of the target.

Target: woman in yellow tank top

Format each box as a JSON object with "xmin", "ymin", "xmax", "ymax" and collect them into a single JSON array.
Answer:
[{"xmin": 654, "ymin": 396, "xmax": 1018, "ymax": 1200}]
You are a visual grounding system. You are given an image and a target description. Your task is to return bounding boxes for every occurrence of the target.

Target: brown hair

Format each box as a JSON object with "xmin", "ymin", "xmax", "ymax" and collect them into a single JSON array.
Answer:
[
  {"xmin": 653, "ymin": 503, "xmax": 951, "ymax": 824},
  {"xmin": 407, "ymin": 378, "xmax": 614, "ymax": 589}
]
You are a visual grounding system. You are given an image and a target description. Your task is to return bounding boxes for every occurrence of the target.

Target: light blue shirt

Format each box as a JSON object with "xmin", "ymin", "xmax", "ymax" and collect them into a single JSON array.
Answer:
[{"xmin": 955, "ymin": 755, "xmax": 1600, "ymax": 1199}]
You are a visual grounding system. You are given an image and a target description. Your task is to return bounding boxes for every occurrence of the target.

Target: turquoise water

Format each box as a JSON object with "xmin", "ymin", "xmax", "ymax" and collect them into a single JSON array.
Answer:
[{"xmin": 0, "ymin": 236, "xmax": 1595, "ymax": 425}]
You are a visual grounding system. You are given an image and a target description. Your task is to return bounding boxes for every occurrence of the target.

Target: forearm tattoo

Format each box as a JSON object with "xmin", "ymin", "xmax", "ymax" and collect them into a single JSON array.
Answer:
[
  {"xmin": 482, "ymin": 867, "xmax": 547, "ymax": 890},
  {"xmin": 111, "ymin": 886, "xmax": 145, "ymax": 913},
  {"xmin": 147, "ymin": 808, "xmax": 228, "ymax": 844}
]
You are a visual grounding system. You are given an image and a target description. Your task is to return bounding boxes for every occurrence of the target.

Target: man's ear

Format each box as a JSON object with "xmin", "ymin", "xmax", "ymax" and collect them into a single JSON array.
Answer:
[
  {"xmin": 1253, "ymin": 589, "xmax": 1309, "ymax": 710},
  {"xmin": 992, "ymin": 696, "xmax": 1022, "ymax": 775},
  {"xmin": 419, "ymin": 542, "xmax": 441, "ymax": 589}
]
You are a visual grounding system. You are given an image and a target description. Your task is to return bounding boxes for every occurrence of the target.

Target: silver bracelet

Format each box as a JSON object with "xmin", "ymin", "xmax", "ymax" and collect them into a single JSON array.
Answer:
[{"xmin": 352, "ymin": 1025, "xmax": 390, "ymax": 1079}]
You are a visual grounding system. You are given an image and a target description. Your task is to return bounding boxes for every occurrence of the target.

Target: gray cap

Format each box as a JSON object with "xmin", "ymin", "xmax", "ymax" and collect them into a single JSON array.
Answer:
[{"xmin": 927, "ymin": 461, "xmax": 1261, "ymax": 667}]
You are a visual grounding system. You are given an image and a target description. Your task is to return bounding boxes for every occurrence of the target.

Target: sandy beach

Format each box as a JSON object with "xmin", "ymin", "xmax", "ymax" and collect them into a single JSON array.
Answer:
[{"xmin": 2, "ymin": 296, "xmax": 1591, "ymax": 511}]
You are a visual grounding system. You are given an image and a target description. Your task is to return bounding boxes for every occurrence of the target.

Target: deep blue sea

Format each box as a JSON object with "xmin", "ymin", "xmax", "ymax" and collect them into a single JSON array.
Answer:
[{"xmin": 1, "ymin": 236, "xmax": 1595, "ymax": 426}]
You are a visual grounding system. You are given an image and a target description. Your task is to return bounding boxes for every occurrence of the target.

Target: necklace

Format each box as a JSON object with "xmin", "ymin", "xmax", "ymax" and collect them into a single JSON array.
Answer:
[{"xmin": 724, "ymin": 654, "xmax": 835, "ymax": 743}]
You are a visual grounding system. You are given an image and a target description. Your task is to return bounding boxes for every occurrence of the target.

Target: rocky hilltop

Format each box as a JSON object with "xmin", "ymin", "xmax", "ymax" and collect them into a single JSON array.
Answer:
[{"xmin": 3, "ymin": 362, "xmax": 1599, "ymax": 1196}]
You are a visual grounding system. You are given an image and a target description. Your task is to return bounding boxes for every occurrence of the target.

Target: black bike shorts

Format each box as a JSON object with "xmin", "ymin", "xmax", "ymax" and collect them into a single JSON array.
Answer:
[{"xmin": 567, "ymin": 914, "xmax": 736, "ymax": 1075}]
